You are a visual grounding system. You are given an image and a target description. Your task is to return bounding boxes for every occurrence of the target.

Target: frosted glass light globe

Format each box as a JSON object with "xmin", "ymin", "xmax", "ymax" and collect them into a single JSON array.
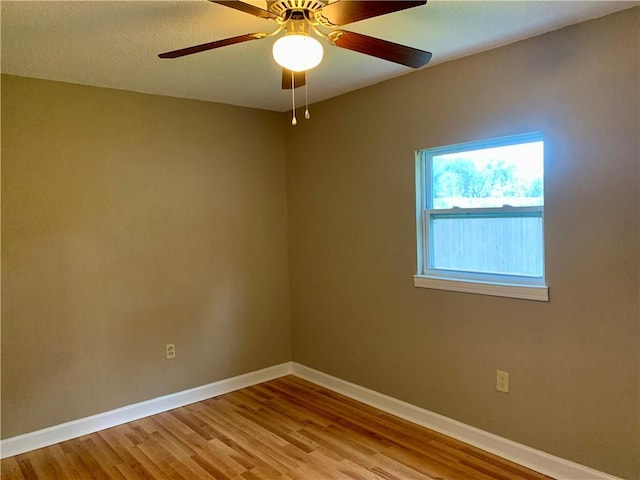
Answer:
[{"xmin": 272, "ymin": 34, "xmax": 323, "ymax": 72}]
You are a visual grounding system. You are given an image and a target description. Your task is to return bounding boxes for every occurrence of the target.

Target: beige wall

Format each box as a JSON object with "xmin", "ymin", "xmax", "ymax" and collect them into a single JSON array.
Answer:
[
  {"xmin": 1, "ymin": 75, "xmax": 292, "ymax": 438},
  {"xmin": 286, "ymin": 8, "xmax": 639, "ymax": 479}
]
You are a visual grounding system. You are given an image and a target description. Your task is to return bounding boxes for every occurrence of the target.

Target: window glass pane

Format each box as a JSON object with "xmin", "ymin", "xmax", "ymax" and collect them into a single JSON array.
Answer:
[
  {"xmin": 430, "ymin": 213, "xmax": 543, "ymax": 277},
  {"xmin": 431, "ymin": 141, "xmax": 543, "ymax": 209}
]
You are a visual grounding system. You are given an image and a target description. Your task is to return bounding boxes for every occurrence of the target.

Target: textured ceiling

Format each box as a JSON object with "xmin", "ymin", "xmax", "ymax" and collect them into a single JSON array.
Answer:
[{"xmin": 2, "ymin": 1, "xmax": 638, "ymax": 112}]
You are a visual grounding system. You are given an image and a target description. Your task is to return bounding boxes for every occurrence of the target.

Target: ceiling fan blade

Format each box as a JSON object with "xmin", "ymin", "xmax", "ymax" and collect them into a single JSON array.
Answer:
[
  {"xmin": 329, "ymin": 31, "xmax": 432, "ymax": 68},
  {"xmin": 317, "ymin": 1, "xmax": 426, "ymax": 27},
  {"xmin": 158, "ymin": 33, "xmax": 266, "ymax": 59},
  {"xmin": 209, "ymin": 1, "xmax": 279, "ymax": 21},
  {"xmin": 282, "ymin": 69, "xmax": 306, "ymax": 90}
]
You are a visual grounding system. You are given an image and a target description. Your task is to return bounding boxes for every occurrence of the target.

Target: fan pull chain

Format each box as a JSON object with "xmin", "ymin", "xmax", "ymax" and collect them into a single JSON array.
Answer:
[
  {"xmin": 304, "ymin": 71, "xmax": 310, "ymax": 120},
  {"xmin": 291, "ymin": 71, "xmax": 297, "ymax": 126}
]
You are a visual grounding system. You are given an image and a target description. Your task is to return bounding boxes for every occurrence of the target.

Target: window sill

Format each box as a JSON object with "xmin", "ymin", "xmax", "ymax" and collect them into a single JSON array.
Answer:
[{"xmin": 413, "ymin": 275, "xmax": 549, "ymax": 302}]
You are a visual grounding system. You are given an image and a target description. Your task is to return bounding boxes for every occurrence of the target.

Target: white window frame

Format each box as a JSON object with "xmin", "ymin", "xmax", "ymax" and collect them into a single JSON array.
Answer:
[{"xmin": 414, "ymin": 132, "xmax": 549, "ymax": 302}]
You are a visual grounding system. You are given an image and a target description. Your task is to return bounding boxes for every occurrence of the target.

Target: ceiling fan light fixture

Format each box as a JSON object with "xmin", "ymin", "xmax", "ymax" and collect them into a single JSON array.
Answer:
[{"xmin": 272, "ymin": 33, "xmax": 323, "ymax": 72}]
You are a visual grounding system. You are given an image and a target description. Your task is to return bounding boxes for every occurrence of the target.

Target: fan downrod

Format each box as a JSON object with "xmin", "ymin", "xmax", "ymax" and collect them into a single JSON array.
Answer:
[{"xmin": 267, "ymin": 0, "xmax": 328, "ymax": 18}]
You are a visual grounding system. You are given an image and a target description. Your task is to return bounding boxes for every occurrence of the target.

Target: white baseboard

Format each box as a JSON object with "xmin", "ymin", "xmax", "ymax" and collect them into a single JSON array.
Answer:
[
  {"xmin": 0, "ymin": 362, "xmax": 293, "ymax": 459},
  {"xmin": 290, "ymin": 363, "xmax": 622, "ymax": 480},
  {"xmin": 1, "ymin": 361, "xmax": 622, "ymax": 480}
]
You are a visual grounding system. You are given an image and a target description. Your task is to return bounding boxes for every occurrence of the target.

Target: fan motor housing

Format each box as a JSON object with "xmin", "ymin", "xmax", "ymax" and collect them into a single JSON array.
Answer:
[{"xmin": 267, "ymin": 0, "xmax": 328, "ymax": 17}]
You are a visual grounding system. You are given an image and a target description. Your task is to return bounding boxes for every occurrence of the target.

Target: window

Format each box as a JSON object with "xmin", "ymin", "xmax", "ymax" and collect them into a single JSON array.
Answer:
[{"xmin": 414, "ymin": 132, "xmax": 548, "ymax": 301}]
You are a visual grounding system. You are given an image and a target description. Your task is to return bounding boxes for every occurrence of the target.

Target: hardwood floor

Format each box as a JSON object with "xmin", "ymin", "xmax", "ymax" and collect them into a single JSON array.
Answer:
[{"xmin": 1, "ymin": 375, "xmax": 554, "ymax": 480}]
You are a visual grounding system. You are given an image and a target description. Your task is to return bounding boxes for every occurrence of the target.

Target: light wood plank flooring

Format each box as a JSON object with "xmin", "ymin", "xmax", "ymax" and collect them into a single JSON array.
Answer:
[{"xmin": 1, "ymin": 375, "xmax": 554, "ymax": 480}]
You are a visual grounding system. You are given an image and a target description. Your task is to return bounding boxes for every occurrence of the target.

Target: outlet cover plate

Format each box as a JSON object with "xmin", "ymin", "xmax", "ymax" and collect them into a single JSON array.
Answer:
[
  {"xmin": 496, "ymin": 370, "xmax": 509, "ymax": 393},
  {"xmin": 166, "ymin": 343, "xmax": 175, "ymax": 360}
]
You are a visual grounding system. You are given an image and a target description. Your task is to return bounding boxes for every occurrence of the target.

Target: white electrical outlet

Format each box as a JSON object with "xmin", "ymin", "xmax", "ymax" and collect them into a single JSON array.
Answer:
[
  {"xmin": 496, "ymin": 370, "xmax": 509, "ymax": 393},
  {"xmin": 166, "ymin": 343, "xmax": 175, "ymax": 360}
]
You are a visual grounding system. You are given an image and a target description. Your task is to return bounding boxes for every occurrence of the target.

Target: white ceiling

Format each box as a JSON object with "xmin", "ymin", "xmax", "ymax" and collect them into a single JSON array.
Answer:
[{"xmin": 2, "ymin": 1, "xmax": 638, "ymax": 112}]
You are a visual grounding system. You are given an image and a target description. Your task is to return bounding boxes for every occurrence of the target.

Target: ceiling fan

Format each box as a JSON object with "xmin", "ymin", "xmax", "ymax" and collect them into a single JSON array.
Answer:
[
  {"xmin": 158, "ymin": 0, "xmax": 432, "ymax": 122},
  {"xmin": 158, "ymin": 0, "xmax": 431, "ymax": 84}
]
